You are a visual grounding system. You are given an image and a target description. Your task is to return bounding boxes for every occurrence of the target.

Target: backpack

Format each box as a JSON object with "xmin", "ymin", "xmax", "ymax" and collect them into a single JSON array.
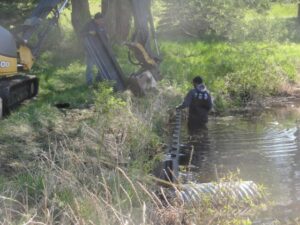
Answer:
[{"xmin": 191, "ymin": 90, "xmax": 211, "ymax": 111}]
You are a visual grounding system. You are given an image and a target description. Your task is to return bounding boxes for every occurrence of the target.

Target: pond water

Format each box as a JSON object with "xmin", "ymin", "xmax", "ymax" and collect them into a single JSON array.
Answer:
[{"xmin": 183, "ymin": 99, "xmax": 300, "ymax": 223}]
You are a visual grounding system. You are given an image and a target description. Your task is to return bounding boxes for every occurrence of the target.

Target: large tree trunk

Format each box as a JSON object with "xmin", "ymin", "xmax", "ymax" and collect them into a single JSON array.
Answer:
[
  {"xmin": 102, "ymin": 0, "xmax": 132, "ymax": 43},
  {"xmin": 298, "ymin": 3, "xmax": 300, "ymax": 22},
  {"xmin": 70, "ymin": 0, "xmax": 91, "ymax": 37}
]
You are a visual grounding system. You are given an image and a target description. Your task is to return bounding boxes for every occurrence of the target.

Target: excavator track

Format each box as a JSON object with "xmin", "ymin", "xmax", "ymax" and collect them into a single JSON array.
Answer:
[{"xmin": 0, "ymin": 74, "xmax": 38, "ymax": 116}]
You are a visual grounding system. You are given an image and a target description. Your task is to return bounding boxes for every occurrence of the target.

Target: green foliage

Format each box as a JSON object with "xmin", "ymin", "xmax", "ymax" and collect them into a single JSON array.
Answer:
[
  {"xmin": 268, "ymin": 3, "xmax": 297, "ymax": 17},
  {"xmin": 113, "ymin": 45, "xmax": 139, "ymax": 77},
  {"xmin": 0, "ymin": 176, "xmax": 6, "ymax": 192},
  {"xmin": 234, "ymin": 3, "xmax": 300, "ymax": 43},
  {"xmin": 15, "ymin": 173, "xmax": 45, "ymax": 201},
  {"xmin": 160, "ymin": 0, "xmax": 272, "ymax": 39},
  {"xmin": 0, "ymin": 2, "xmax": 299, "ymax": 223},
  {"xmin": 94, "ymin": 82, "xmax": 126, "ymax": 114},
  {"xmin": 81, "ymin": 78, "xmax": 178, "ymax": 174},
  {"xmin": 230, "ymin": 17, "xmax": 287, "ymax": 42},
  {"xmin": 55, "ymin": 188, "xmax": 75, "ymax": 207},
  {"xmin": 159, "ymin": 1, "xmax": 300, "ymax": 44},
  {"xmin": 0, "ymin": 0, "xmax": 39, "ymax": 27},
  {"xmin": 160, "ymin": 40, "xmax": 300, "ymax": 109}
]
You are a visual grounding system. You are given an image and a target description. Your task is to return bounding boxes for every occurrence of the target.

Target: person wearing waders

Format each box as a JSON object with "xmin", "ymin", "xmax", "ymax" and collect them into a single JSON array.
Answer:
[
  {"xmin": 176, "ymin": 76, "xmax": 213, "ymax": 133},
  {"xmin": 81, "ymin": 12, "xmax": 108, "ymax": 87}
]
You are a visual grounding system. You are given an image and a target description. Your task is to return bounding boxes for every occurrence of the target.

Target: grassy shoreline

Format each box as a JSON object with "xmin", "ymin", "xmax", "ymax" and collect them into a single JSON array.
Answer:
[
  {"xmin": 0, "ymin": 40, "xmax": 294, "ymax": 223},
  {"xmin": 0, "ymin": 52, "xmax": 270, "ymax": 223},
  {"xmin": 1, "ymin": 2, "xmax": 300, "ymax": 223}
]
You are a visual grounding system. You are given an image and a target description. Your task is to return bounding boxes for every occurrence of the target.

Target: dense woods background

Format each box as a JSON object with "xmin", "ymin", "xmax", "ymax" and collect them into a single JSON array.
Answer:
[{"xmin": 2, "ymin": 0, "xmax": 300, "ymax": 40}]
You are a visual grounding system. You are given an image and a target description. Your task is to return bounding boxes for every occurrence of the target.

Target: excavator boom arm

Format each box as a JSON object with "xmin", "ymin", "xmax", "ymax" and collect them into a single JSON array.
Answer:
[{"xmin": 21, "ymin": 0, "xmax": 69, "ymax": 58}]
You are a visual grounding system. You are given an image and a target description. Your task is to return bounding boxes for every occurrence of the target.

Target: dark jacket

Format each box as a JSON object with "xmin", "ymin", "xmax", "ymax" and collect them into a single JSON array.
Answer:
[
  {"xmin": 81, "ymin": 20, "xmax": 107, "ymax": 39},
  {"xmin": 178, "ymin": 84, "xmax": 212, "ymax": 126}
]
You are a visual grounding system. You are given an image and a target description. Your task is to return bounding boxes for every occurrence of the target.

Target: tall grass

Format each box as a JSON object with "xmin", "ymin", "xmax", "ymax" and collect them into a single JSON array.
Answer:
[
  {"xmin": 0, "ymin": 117, "xmax": 264, "ymax": 225},
  {"xmin": 0, "ymin": 76, "xmax": 265, "ymax": 224},
  {"xmin": 2, "ymin": 2, "xmax": 300, "ymax": 224},
  {"xmin": 159, "ymin": 40, "xmax": 300, "ymax": 110},
  {"xmin": 0, "ymin": 144, "xmax": 263, "ymax": 225}
]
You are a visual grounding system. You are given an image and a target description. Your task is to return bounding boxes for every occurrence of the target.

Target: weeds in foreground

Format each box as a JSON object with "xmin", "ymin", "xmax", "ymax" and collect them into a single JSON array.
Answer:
[
  {"xmin": 0, "ymin": 84, "xmax": 264, "ymax": 224},
  {"xmin": 0, "ymin": 140, "xmax": 265, "ymax": 225}
]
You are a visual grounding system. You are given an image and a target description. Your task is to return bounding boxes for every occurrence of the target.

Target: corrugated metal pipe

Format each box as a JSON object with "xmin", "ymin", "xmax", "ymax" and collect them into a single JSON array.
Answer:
[{"xmin": 174, "ymin": 181, "xmax": 263, "ymax": 206}]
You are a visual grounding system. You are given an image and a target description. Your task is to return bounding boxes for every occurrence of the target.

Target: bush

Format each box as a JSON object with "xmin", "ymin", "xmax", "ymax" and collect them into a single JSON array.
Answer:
[{"xmin": 160, "ymin": 0, "xmax": 271, "ymax": 39}]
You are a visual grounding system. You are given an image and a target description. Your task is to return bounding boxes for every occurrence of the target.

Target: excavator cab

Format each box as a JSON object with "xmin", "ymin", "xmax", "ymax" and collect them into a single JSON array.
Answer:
[
  {"xmin": 0, "ymin": 0, "xmax": 69, "ymax": 117},
  {"xmin": 0, "ymin": 25, "xmax": 38, "ymax": 116},
  {"xmin": 0, "ymin": 26, "xmax": 18, "ymax": 76}
]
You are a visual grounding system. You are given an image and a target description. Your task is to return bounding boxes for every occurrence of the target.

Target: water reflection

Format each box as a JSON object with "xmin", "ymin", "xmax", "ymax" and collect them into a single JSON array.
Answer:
[{"xmin": 183, "ymin": 103, "xmax": 300, "ymax": 221}]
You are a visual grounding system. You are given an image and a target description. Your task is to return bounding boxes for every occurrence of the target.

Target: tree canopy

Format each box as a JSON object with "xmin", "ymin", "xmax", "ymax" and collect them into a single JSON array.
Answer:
[
  {"xmin": 1, "ymin": 0, "xmax": 299, "ymax": 41},
  {"xmin": 160, "ymin": 0, "xmax": 276, "ymax": 38}
]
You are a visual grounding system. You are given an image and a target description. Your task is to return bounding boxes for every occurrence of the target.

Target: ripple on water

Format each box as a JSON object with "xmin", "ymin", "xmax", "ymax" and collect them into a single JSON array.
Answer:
[{"xmin": 184, "ymin": 113, "xmax": 300, "ymax": 221}]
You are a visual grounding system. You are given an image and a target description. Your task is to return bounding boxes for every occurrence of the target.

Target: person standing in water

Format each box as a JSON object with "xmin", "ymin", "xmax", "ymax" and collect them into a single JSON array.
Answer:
[{"xmin": 176, "ymin": 76, "xmax": 213, "ymax": 132}]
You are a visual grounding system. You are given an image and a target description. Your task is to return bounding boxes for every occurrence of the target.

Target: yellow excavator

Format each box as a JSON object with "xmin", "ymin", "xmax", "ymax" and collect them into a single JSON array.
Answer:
[
  {"xmin": 0, "ymin": 0, "xmax": 69, "ymax": 117},
  {"xmin": 0, "ymin": 0, "xmax": 160, "ymax": 117},
  {"xmin": 0, "ymin": 25, "xmax": 38, "ymax": 117}
]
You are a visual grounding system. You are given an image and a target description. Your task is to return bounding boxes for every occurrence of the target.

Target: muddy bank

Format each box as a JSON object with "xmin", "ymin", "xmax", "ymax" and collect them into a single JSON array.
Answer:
[{"xmin": 222, "ymin": 83, "xmax": 300, "ymax": 116}]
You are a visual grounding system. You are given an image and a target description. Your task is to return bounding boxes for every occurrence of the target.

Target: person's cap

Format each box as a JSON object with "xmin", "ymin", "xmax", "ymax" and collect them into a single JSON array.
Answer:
[
  {"xmin": 193, "ymin": 76, "xmax": 203, "ymax": 84},
  {"xmin": 94, "ymin": 12, "xmax": 104, "ymax": 20}
]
